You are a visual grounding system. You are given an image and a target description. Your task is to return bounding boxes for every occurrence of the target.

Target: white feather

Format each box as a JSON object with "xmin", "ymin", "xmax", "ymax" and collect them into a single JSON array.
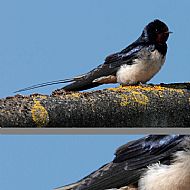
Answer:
[
  {"xmin": 139, "ymin": 151, "xmax": 190, "ymax": 190},
  {"xmin": 116, "ymin": 50, "xmax": 165, "ymax": 84}
]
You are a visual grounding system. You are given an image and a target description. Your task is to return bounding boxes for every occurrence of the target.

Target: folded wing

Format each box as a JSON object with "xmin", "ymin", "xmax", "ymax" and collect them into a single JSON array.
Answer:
[{"xmin": 59, "ymin": 135, "xmax": 186, "ymax": 190}]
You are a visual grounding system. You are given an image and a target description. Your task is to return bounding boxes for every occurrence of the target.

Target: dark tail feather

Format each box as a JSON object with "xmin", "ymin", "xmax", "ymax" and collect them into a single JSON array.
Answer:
[
  {"xmin": 14, "ymin": 78, "xmax": 74, "ymax": 93},
  {"xmin": 14, "ymin": 63, "xmax": 113, "ymax": 93},
  {"xmin": 63, "ymin": 81, "xmax": 102, "ymax": 91},
  {"xmin": 54, "ymin": 182, "xmax": 81, "ymax": 190}
]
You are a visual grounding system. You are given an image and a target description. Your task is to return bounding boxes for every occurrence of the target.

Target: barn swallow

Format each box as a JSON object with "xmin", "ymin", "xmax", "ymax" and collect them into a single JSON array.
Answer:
[
  {"xmin": 56, "ymin": 135, "xmax": 190, "ymax": 190},
  {"xmin": 15, "ymin": 19, "xmax": 171, "ymax": 93}
]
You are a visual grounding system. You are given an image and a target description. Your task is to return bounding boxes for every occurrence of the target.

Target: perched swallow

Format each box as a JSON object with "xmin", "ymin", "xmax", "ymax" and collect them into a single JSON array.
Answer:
[
  {"xmin": 56, "ymin": 135, "xmax": 190, "ymax": 190},
  {"xmin": 15, "ymin": 19, "xmax": 171, "ymax": 93}
]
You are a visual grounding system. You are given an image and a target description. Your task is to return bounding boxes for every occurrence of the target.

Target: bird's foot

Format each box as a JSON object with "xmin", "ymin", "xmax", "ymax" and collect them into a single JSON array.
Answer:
[
  {"xmin": 118, "ymin": 83, "xmax": 155, "ymax": 90},
  {"xmin": 120, "ymin": 83, "xmax": 138, "ymax": 88},
  {"xmin": 138, "ymin": 82, "xmax": 154, "ymax": 87}
]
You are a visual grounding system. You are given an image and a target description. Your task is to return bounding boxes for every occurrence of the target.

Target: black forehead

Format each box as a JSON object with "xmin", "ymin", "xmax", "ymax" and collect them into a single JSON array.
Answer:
[{"xmin": 147, "ymin": 19, "xmax": 168, "ymax": 31}]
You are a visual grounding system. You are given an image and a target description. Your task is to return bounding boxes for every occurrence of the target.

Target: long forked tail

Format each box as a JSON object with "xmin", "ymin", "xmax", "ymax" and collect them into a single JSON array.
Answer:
[
  {"xmin": 62, "ymin": 80, "xmax": 101, "ymax": 91},
  {"xmin": 14, "ymin": 76, "xmax": 102, "ymax": 93},
  {"xmin": 14, "ymin": 63, "xmax": 116, "ymax": 93},
  {"xmin": 14, "ymin": 78, "xmax": 75, "ymax": 93}
]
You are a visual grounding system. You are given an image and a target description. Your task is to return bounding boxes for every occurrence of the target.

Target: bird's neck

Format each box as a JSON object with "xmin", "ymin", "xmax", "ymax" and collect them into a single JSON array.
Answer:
[
  {"xmin": 155, "ymin": 43, "xmax": 167, "ymax": 56},
  {"xmin": 139, "ymin": 37, "xmax": 168, "ymax": 56}
]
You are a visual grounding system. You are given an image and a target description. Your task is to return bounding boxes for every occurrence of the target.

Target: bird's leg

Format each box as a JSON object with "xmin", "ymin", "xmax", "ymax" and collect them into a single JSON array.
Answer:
[
  {"xmin": 119, "ymin": 82, "xmax": 154, "ymax": 89},
  {"xmin": 138, "ymin": 82, "xmax": 154, "ymax": 87},
  {"xmin": 119, "ymin": 83, "xmax": 139, "ymax": 88}
]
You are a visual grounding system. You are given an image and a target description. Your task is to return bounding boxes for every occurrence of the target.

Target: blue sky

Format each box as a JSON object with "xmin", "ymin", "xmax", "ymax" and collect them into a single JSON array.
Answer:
[
  {"xmin": 1, "ymin": 0, "xmax": 190, "ymax": 98},
  {"xmin": 0, "ymin": 135, "xmax": 143, "ymax": 190},
  {"xmin": 0, "ymin": 0, "xmax": 189, "ymax": 190}
]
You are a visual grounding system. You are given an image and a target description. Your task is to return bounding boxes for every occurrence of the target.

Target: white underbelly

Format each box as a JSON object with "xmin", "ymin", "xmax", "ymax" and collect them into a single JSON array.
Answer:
[
  {"xmin": 116, "ymin": 50, "xmax": 165, "ymax": 84},
  {"xmin": 139, "ymin": 151, "xmax": 190, "ymax": 190}
]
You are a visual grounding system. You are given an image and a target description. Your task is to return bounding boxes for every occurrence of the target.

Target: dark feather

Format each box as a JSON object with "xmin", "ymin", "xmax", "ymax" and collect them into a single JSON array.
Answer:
[
  {"xmin": 62, "ymin": 135, "xmax": 188, "ymax": 190},
  {"xmin": 63, "ymin": 42, "xmax": 148, "ymax": 91},
  {"xmin": 15, "ymin": 19, "xmax": 169, "ymax": 93}
]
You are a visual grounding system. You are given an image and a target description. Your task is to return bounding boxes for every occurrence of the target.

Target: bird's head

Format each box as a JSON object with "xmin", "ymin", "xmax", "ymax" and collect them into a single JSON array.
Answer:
[{"xmin": 141, "ymin": 19, "xmax": 172, "ymax": 44}]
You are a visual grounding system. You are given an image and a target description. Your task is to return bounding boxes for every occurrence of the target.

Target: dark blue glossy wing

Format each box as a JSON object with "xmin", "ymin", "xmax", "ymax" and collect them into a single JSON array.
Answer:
[
  {"xmin": 70, "ymin": 135, "xmax": 186, "ymax": 190},
  {"xmin": 113, "ymin": 135, "xmax": 185, "ymax": 170},
  {"xmin": 104, "ymin": 43, "xmax": 145, "ymax": 67},
  {"xmin": 16, "ymin": 39, "xmax": 151, "ymax": 92},
  {"xmin": 63, "ymin": 43, "xmax": 149, "ymax": 91},
  {"xmin": 104, "ymin": 36, "xmax": 155, "ymax": 67}
]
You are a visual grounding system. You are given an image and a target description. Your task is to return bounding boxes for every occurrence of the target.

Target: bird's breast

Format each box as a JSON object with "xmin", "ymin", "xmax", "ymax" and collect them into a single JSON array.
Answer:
[
  {"xmin": 139, "ymin": 150, "xmax": 190, "ymax": 190},
  {"xmin": 116, "ymin": 50, "xmax": 165, "ymax": 84}
]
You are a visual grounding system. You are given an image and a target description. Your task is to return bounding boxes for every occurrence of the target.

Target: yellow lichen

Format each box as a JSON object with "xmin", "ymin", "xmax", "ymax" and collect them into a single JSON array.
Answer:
[
  {"xmin": 108, "ymin": 85, "xmax": 185, "ymax": 93},
  {"xmin": 31, "ymin": 99, "xmax": 49, "ymax": 127},
  {"xmin": 31, "ymin": 94, "xmax": 48, "ymax": 99},
  {"xmin": 167, "ymin": 88, "xmax": 184, "ymax": 95},
  {"xmin": 131, "ymin": 91, "xmax": 149, "ymax": 105},
  {"xmin": 120, "ymin": 91, "xmax": 149, "ymax": 106},
  {"xmin": 65, "ymin": 92, "xmax": 81, "ymax": 99},
  {"xmin": 113, "ymin": 85, "xmax": 166, "ymax": 92},
  {"xmin": 120, "ymin": 94, "xmax": 130, "ymax": 106},
  {"xmin": 109, "ymin": 85, "xmax": 186, "ymax": 99}
]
